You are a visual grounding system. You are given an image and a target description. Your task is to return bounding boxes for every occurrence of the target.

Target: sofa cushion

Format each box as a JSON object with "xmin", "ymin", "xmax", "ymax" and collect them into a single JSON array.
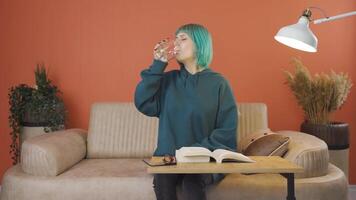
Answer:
[
  {"xmin": 241, "ymin": 132, "xmax": 290, "ymax": 157},
  {"xmin": 87, "ymin": 103, "xmax": 159, "ymax": 158},
  {"xmin": 237, "ymin": 103, "xmax": 269, "ymax": 144},
  {"xmin": 1, "ymin": 159, "xmax": 156, "ymax": 200},
  {"xmin": 60, "ymin": 158, "xmax": 149, "ymax": 177},
  {"xmin": 21, "ymin": 128, "xmax": 87, "ymax": 176},
  {"xmin": 276, "ymin": 130, "xmax": 329, "ymax": 178}
]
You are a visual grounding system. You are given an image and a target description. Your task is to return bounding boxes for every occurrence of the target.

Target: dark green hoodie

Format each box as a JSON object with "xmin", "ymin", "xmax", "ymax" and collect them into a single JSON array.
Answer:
[{"xmin": 134, "ymin": 59, "xmax": 238, "ymax": 156}]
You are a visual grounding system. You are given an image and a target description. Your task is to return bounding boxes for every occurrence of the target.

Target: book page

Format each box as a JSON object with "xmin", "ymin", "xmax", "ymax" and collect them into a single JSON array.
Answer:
[
  {"xmin": 179, "ymin": 147, "xmax": 212, "ymax": 157},
  {"xmin": 212, "ymin": 149, "xmax": 256, "ymax": 163}
]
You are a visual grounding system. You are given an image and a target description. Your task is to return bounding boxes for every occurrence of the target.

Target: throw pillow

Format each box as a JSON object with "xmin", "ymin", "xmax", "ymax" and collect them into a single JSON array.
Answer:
[{"xmin": 241, "ymin": 131, "xmax": 290, "ymax": 157}]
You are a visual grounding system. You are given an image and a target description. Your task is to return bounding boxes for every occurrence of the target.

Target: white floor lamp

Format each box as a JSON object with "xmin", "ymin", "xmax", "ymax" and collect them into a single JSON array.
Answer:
[{"xmin": 274, "ymin": 7, "xmax": 356, "ymax": 52}]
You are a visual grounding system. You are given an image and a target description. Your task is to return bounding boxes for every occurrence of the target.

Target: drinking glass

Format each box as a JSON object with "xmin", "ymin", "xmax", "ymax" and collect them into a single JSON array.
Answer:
[{"xmin": 155, "ymin": 38, "xmax": 179, "ymax": 61}]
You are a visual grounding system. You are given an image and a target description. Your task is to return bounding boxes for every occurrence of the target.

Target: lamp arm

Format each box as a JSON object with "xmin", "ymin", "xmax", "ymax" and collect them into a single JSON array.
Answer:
[{"xmin": 313, "ymin": 11, "xmax": 356, "ymax": 24}]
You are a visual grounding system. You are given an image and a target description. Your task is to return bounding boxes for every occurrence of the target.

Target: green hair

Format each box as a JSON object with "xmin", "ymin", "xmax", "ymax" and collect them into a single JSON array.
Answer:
[{"xmin": 175, "ymin": 23, "xmax": 213, "ymax": 68}]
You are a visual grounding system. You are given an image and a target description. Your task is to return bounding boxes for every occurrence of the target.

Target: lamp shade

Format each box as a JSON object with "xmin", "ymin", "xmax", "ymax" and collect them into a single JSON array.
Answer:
[{"xmin": 274, "ymin": 16, "xmax": 318, "ymax": 52}]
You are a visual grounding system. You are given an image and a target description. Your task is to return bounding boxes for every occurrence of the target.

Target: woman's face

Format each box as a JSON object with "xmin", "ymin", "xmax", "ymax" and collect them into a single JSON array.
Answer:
[{"xmin": 174, "ymin": 32, "xmax": 196, "ymax": 63}]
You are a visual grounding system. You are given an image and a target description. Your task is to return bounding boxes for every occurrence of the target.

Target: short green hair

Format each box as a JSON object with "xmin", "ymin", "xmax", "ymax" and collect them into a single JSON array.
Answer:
[{"xmin": 175, "ymin": 23, "xmax": 213, "ymax": 68}]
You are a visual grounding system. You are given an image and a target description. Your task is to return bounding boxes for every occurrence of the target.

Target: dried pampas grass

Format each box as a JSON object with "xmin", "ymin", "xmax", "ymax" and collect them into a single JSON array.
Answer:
[{"xmin": 285, "ymin": 58, "xmax": 352, "ymax": 125}]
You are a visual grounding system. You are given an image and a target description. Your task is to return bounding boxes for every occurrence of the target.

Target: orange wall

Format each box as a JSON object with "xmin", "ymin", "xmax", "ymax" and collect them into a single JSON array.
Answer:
[{"xmin": 1, "ymin": 0, "xmax": 355, "ymax": 184}]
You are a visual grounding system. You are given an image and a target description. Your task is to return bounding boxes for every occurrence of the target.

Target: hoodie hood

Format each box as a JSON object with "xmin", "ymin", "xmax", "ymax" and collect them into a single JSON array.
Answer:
[{"xmin": 179, "ymin": 63, "xmax": 213, "ymax": 88}]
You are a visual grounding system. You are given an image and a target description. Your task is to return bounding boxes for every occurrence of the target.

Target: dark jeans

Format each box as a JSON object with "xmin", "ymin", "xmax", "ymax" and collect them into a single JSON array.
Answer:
[{"xmin": 153, "ymin": 173, "xmax": 224, "ymax": 200}]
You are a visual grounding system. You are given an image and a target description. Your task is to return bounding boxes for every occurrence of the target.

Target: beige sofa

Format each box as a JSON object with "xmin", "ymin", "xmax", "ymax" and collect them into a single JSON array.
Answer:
[{"xmin": 0, "ymin": 102, "xmax": 348, "ymax": 200}]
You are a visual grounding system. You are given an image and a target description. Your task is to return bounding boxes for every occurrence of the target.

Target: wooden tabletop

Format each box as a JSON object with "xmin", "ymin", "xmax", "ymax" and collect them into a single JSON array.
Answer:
[{"xmin": 147, "ymin": 156, "xmax": 304, "ymax": 174}]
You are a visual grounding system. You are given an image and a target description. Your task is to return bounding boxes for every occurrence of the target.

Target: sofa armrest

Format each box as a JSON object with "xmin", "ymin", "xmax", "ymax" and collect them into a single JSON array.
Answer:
[
  {"xmin": 275, "ymin": 130, "xmax": 329, "ymax": 179},
  {"xmin": 21, "ymin": 128, "xmax": 87, "ymax": 176}
]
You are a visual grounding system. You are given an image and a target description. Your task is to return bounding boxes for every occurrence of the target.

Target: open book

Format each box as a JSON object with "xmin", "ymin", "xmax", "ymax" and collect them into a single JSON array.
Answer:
[{"xmin": 175, "ymin": 147, "xmax": 256, "ymax": 163}]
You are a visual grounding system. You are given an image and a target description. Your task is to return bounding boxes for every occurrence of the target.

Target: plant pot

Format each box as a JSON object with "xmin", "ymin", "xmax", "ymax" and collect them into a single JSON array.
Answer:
[
  {"xmin": 300, "ymin": 121, "xmax": 349, "ymax": 179},
  {"xmin": 19, "ymin": 101, "xmax": 66, "ymax": 144},
  {"xmin": 300, "ymin": 121, "xmax": 349, "ymax": 150},
  {"xmin": 19, "ymin": 122, "xmax": 65, "ymax": 145},
  {"xmin": 19, "ymin": 126, "xmax": 47, "ymax": 145}
]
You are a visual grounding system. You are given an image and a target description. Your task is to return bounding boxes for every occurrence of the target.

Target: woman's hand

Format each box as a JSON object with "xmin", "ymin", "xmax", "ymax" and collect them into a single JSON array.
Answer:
[{"xmin": 153, "ymin": 39, "xmax": 170, "ymax": 62}]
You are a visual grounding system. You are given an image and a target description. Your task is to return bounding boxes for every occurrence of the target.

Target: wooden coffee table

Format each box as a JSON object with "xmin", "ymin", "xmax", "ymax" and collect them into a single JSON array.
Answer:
[{"xmin": 146, "ymin": 156, "xmax": 304, "ymax": 200}]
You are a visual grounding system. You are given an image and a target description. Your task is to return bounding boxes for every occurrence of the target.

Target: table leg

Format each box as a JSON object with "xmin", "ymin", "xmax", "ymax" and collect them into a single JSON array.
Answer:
[{"xmin": 281, "ymin": 173, "xmax": 296, "ymax": 200}]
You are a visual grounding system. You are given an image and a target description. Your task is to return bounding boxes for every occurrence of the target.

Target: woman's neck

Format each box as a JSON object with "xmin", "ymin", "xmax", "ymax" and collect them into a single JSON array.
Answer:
[{"xmin": 182, "ymin": 59, "xmax": 202, "ymax": 75}]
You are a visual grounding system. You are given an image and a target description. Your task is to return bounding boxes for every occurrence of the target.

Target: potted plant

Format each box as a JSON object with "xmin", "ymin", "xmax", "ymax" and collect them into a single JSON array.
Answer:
[
  {"xmin": 284, "ymin": 58, "xmax": 352, "ymax": 150},
  {"xmin": 8, "ymin": 64, "xmax": 67, "ymax": 164},
  {"xmin": 284, "ymin": 58, "xmax": 353, "ymax": 178}
]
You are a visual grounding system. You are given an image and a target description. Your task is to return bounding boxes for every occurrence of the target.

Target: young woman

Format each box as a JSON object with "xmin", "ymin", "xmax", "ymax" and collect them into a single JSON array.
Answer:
[{"xmin": 134, "ymin": 23, "xmax": 238, "ymax": 200}]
